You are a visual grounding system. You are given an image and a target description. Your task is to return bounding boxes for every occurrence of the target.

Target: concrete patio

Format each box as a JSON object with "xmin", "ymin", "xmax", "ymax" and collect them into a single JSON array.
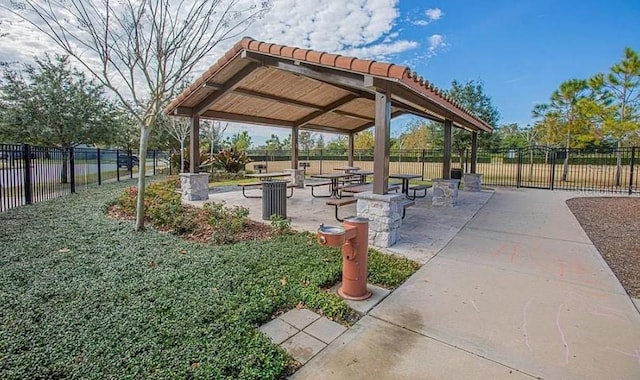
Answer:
[{"xmin": 184, "ymin": 183, "xmax": 493, "ymax": 264}]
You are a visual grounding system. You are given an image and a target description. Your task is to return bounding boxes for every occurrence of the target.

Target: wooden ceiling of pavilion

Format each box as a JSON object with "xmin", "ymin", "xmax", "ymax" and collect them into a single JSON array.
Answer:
[{"xmin": 164, "ymin": 37, "xmax": 493, "ymax": 135}]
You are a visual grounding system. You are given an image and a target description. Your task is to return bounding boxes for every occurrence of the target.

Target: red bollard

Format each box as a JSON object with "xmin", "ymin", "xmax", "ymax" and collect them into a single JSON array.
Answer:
[{"xmin": 317, "ymin": 216, "xmax": 371, "ymax": 300}]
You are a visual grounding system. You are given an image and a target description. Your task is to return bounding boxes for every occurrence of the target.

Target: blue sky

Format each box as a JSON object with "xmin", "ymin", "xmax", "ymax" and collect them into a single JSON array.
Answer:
[
  {"xmin": 1, "ymin": 0, "xmax": 639, "ymax": 147},
  {"xmin": 238, "ymin": 0, "xmax": 640, "ymax": 146}
]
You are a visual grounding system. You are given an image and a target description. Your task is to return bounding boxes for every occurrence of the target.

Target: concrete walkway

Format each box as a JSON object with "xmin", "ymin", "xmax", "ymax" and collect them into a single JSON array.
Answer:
[{"xmin": 293, "ymin": 188, "xmax": 640, "ymax": 379}]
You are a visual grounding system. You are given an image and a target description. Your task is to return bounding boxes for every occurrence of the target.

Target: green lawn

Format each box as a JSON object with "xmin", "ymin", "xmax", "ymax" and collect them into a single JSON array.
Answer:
[{"xmin": 0, "ymin": 179, "xmax": 418, "ymax": 379}]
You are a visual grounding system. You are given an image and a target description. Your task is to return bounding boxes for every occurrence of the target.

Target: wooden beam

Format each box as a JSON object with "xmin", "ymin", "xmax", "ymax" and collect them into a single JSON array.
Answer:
[
  {"xmin": 194, "ymin": 63, "xmax": 259, "ymax": 115},
  {"xmin": 243, "ymin": 51, "xmax": 369, "ymax": 91},
  {"xmin": 348, "ymin": 133, "xmax": 354, "ymax": 167},
  {"xmin": 332, "ymin": 110, "xmax": 374, "ymax": 122},
  {"xmin": 200, "ymin": 110, "xmax": 295, "ymax": 127},
  {"xmin": 373, "ymin": 89, "xmax": 391, "ymax": 195},
  {"xmin": 233, "ymin": 88, "xmax": 322, "ymax": 110},
  {"xmin": 293, "ymin": 94, "xmax": 358, "ymax": 127},
  {"xmin": 291, "ymin": 126, "xmax": 299, "ymax": 169},
  {"xmin": 202, "ymin": 81, "xmax": 223, "ymax": 90},
  {"xmin": 443, "ymin": 119, "xmax": 452, "ymax": 179},
  {"xmin": 190, "ymin": 114, "xmax": 200, "ymax": 173},
  {"xmin": 350, "ymin": 110, "xmax": 406, "ymax": 134},
  {"xmin": 173, "ymin": 106, "xmax": 193, "ymax": 117}
]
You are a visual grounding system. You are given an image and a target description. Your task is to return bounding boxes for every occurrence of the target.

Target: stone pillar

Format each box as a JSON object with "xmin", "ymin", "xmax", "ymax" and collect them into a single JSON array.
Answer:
[
  {"xmin": 463, "ymin": 173, "xmax": 483, "ymax": 192},
  {"xmin": 355, "ymin": 192, "xmax": 405, "ymax": 248},
  {"xmin": 284, "ymin": 168, "xmax": 305, "ymax": 188},
  {"xmin": 432, "ymin": 178, "xmax": 460, "ymax": 207},
  {"xmin": 179, "ymin": 173, "xmax": 209, "ymax": 201}
]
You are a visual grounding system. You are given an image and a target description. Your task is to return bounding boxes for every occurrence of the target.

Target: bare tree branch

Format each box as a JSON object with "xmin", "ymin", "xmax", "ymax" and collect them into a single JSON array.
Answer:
[{"xmin": 2, "ymin": 0, "xmax": 271, "ymax": 229}]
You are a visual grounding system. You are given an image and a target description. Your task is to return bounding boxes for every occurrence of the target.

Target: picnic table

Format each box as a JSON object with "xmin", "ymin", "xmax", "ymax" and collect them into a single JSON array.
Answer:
[
  {"xmin": 310, "ymin": 173, "xmax": 353, "ymax": 198},
  {"xmin": 349, "ymin": 170, "xmax": 373, "ymax": 184},
  {"xmin": 333, "ymin": 166, "xmax": 360, "ymax": 174},
  {"xmin": 245, "ymin": 172, "xmax": 290, "ymax": 181},
  {"xmin": 389, "ymin": 174, "xmax": 421, "ymax": 196}
]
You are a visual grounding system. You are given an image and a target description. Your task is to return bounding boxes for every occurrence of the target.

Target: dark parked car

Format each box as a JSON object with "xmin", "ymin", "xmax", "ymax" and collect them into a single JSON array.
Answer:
[{"xmin": 117, "ymin": 155, "xmax": 139, "ymax": 168}]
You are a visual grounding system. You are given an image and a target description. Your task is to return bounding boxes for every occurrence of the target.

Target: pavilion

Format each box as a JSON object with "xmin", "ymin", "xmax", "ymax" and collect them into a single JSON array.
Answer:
[{"xmin": 164, "ymin": 37, "xmax": 492, "ymax": 246}]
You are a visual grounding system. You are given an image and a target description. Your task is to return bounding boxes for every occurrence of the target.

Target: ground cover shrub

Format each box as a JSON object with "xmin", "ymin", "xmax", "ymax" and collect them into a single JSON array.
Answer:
[
  {"xmin": 0, "ymin": 179, "xmax": 419, "ymax": 378},
  {"xmin": 203, "ymin": 201, "xmax": 250, "ymax": 244},
  {"xmin": 368, "ymin": 249, "xmax": 421, "ymax": 289}
]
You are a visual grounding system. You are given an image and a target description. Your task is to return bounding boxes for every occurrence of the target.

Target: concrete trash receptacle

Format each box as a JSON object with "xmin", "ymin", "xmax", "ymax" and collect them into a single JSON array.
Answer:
[{"xmin": 262, "ymin": 180, "xmax": 287, "ymax": 220}]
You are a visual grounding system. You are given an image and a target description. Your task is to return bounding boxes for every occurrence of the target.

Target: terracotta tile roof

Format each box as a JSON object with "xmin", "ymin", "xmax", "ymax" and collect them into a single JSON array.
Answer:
[{"xmin": 165, "ymin": 37, "xmax": 492, "ymax": 132}]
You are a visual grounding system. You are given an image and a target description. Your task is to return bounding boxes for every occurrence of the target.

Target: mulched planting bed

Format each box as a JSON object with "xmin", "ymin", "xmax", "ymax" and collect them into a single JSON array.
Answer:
[{"xmin": 566, "ymin": 197, "xmax": 640, "ymax": 298}]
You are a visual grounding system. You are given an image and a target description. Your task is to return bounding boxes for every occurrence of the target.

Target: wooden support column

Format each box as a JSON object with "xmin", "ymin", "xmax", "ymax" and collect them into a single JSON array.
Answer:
[
  {"xmin": 190, "ymin": 114, "xmax": 200, "ymax": 173},
  {"xmin": 291, "ymin": 126, "xmax": 299, "ymax": 169},
  {"xmin": 348, "ymin": 133, "xmax": 355, "ymax": 167},
  {"xmin": 373, "ymin": 89, "xmax": 391, "ymax": 194},
  {"xmin": 471, "ymin": 131, "xmax": 478, "ymax": 174},
  {"xmin": 442, "ymin": 119, "xmax": 452, "ymax": 179}
]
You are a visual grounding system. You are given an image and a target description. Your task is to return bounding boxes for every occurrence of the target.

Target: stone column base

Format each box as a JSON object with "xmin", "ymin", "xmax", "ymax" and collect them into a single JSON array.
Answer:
[
  {"xmin": 463, "ymin": 173, "xmax": 483, "ymax": 192},
  {"xmin": 179, "ymin": 173, "xmax": 209, "ymax": 201},
  {"xmin": 355, "ymin": 192, "xmax": 406, "ymax": 248},
  {"xmin": 284, "ymin": 168, "xmax": 305, "ymax": 188},
  {"xmin": 432, "ymin": 179, "xmax": 460, "ymax": 207}
]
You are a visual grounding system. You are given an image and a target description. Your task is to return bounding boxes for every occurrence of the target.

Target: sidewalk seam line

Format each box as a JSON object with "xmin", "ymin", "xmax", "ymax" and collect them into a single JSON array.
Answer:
[{"xmin": 368, "ymin": 314, "xmax": 540, "ymax": 379}]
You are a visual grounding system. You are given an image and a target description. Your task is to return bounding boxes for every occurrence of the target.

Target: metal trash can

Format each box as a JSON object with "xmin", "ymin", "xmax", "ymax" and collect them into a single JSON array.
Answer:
[
  {"xmin": 262, "ymin": 180, "xmax": 287, "ymax": 220},
  {"xmin": 451, "ymin": 168, "xmax": 463, "ymax": 188}
]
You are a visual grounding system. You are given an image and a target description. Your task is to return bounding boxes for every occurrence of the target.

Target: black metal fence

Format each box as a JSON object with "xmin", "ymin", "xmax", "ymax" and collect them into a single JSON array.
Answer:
[
  {"xmin": 247, "ymin": 146, "xmax": 638, "ymax": 194},
  {"xmin": 0, "ymin": 144, "xmax": 171, "ymax": 212}
]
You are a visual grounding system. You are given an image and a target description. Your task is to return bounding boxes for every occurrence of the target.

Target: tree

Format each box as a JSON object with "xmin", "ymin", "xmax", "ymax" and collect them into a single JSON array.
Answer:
[
  {"xmin": 226, "ymin": 131, "xmax": 252, "ymax": 151},
  {"xmin": 533, "ymin": 79, "xmax": 590, "ymax": 181},
  {"xmin": 5, "ymin": 0, "xmax": 270, "ymax": 231},
  {"xmin": 325, "ymin": 136, "xmax": 347, "ymax": 153},
  {"xmin": 0, "ymin": 54, "xmax": 121, "ymax": 181},
  {"xmin": 589, "ymin": 47, "xmax": 640, "ymax": 186},
  {"xmin": 354, "ymin": 130, "xmax": 375, "ymax": 150},
  {"xmin": 299, "ymin": 131, "xmax": 316, "ymax": 152},
  {"xmin": 264, "ymin": 134, "xmax": 283, "ymax": 155},
  {"xmin": 316, "ymin": 134, "xmax": 325, "ymax": 150},
  {"xmin": 398, "ymin": 118, "xmax": 438, "ymax": 149},
  {"xmin": 159, "ymin": 115, "xmax": 190, "ymax": 173},
  {"xmin": 447, "ymin": 80, "xmax": 500, "ymax": 167},
  {"xmin": 201, "ymin": 120, "xmax": 227, "ymax": 157}
]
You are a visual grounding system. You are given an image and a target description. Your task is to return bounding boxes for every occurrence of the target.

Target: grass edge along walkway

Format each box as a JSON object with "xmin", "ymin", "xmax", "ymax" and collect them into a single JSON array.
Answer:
[{"xmin": 0, "ymin": 179, "xmax": 418, "ymax": 379}]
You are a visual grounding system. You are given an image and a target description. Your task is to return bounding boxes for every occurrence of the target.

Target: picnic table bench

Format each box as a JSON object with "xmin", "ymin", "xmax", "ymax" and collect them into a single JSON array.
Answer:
[
  {"xmin": 327, "ymin": 184, "xmax": 412, "ymax": 222},
  {"xmin": 407, "ymin": 184, "xmax": 431, "ymax": 200}
]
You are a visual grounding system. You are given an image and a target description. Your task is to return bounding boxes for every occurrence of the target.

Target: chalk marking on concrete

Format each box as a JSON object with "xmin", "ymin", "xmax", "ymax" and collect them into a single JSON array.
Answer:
[
  {"xmin": 470, "ymin": 299, "xmax": 480, "ymax": 313},
  {"xmin": 556, "ymin": 303, "xmax": 570, "ymax": 364},
  {"xmin": 510, "ymin": 245, "xmax": 519, "ymax": 263},
  {"xmin": 605, "ymin": 346, "xmax": 640, "ymax": 365},
  {"xmin": 522, "ymin": 298, "xmax": 533, "ymax": 351}
]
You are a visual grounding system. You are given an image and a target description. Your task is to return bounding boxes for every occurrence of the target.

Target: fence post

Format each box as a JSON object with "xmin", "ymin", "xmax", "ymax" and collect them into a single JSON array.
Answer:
[
  {"xmin": 420, "ymin": 149, "xmax": 426, "ymax": 180},
  {"xmin": 97, "ymin": 148, "xmax": 102, "ymax": 185},
  {"xmin": 320, "ymin": 149, "xmax": 323, "ymax": 174},
  {"xmin": 464, "ymin": 149, "xmax": 469, "ymax": 173},
  {"xmin": 516, "ymin": 148, "xmax": 522, "ymax": 188},
  {"xmin": 550, "ymin": 149, "xmax": 556, "ymax": 191},
  {"xmin": 23, "ymin": 144, "xmax": 33, "ymax": 205},
  {"xmin": 69, "ymin": 147, "xmax": 76, "ymax": 194},
  {"xmin": 128, "ymin": 149, "xmax": 133, "ymax": 179},
  {"xmin": 153, "ymin": 150, "xmax": 157, "ymax": 176},
  {"xmin": 630, "ymin": 147, "xmax": 636, "ymax": 195},
  {"xmin": 116, "ymin": 150, "xmax": 120, "ymax": 181}
]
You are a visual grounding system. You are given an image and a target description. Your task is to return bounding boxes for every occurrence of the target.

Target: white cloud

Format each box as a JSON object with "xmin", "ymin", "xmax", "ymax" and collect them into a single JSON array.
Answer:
[
  {"xmin": 427, "ymin": 34, "xmax": 447, "ymax": 56},
  {"xmin": 410, "ymin": 7, "xmax": 444, "ymax": 26},
  {"xmin": 425, "ymin": 8, "xmax": 444, "ymax": 21},
  {"xmin": 339, "ymin": 40, "xmax": 419, "ymax": 61}
]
